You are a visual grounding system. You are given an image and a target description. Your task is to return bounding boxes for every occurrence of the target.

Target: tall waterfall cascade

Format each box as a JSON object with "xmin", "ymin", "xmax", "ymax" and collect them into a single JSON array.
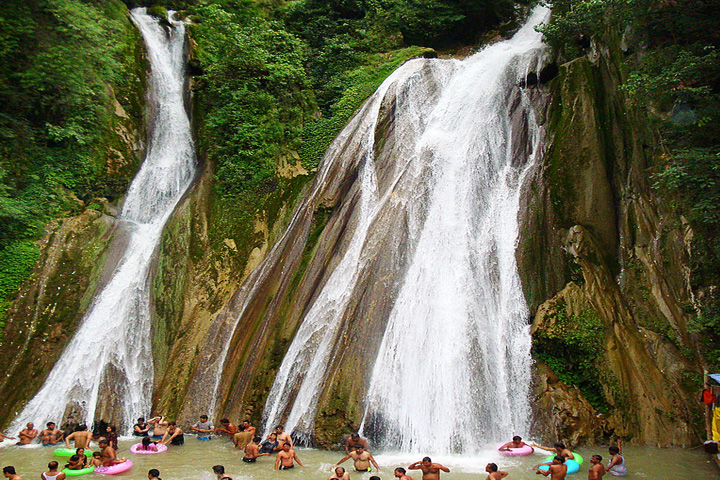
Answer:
[
  {"xmin": 8, "ymin": 9, "xmax": 196, "ymax": 433},
  {"xmin": 261, "ymin": 7, "xmax": 551, "ymax": 453}
]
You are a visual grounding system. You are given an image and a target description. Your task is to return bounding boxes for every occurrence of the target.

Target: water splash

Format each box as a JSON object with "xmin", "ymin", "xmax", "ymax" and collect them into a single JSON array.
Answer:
[
  {"xmin": 8, "ymin": 8, "xmax": 196, "ymax": 433},
  {"xmin": 262, "ymin": 7, "xmax": 550, "ymax": 453}
]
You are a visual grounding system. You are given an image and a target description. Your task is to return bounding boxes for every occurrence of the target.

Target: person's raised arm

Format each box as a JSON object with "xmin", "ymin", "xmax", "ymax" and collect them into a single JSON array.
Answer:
[
  {"xmin": 408, "ymin": 461, "xmax": 422, "ymax": 470},
  {"xmin": 436, "ymin": 463, "xmax": 449, "ymax": 473},
  {"xmin": 498, "ymin": 471, "xmax": 509, "ymax": 479},
  {"xmin": 530, "ymin": 443, "xmax": 554, "ymax": 452}
]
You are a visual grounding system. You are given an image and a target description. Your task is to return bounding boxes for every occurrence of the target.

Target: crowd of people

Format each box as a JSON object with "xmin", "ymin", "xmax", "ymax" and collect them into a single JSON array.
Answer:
[{"xmin": 1, "ymin": 419, "xmax": 627, "ymax": 480}]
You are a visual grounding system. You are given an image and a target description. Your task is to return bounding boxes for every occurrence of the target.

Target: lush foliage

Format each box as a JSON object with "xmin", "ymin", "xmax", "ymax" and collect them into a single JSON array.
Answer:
[{"xmin": 0, "ymin": 241, "xmax": 40, "ymax": 332}]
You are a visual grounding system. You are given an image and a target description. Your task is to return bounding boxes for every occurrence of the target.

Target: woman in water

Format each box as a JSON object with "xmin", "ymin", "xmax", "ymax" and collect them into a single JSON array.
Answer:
[
  {"xmin": 140, "ymin": 436, "xmax": 158, "ymax": 451},
  {"xmin": 105, "ymin": 426, "xmax": 119, "ymax": 451}
]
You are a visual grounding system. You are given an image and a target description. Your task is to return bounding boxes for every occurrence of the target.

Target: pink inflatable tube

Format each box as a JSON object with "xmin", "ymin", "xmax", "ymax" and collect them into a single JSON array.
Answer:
[
  {"xmin": 94, "ymin": 460, "xmax": 133, "ymax": 475},
  {"xmin": 496, "ymin": 443, "xmax": 534, "ymax": 456},
  {"xmin": 130, "ymin": 443, "xmax": 168, "ymax": 454}
]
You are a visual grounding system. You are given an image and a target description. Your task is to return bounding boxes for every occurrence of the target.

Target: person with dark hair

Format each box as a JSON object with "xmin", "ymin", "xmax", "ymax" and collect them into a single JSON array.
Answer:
[
  {"xmin": 535, "ymin": 456, "xmax": 566, "ymax": 480},
  {"xmin": 191, "ymin": 415, "xmax": 214, "ymax": 441},
  {"xmin": 274, "ymin": 442, "xmax": 304, "ymax": 470},
  {"xmin": 160, "ymin": 422, "xmax": 184, "ymax": 446},
  {"xmin": 74, "ymin": 449, "xmax": 88, "ymax": 467},
  {"xmin": 147, "ymin": 469, "xmax": 161, "ymax": 480},
  {"xmin": 241, "ymin": 420, "xmax": 256, "ymax": 438},
  {"xmin": 140, "ymin": 436, "xmax": 158, "ymax": 451},
  {"xmin": 233, "ymin": 425, "xmax": 252, "ymax": 450},
  {"xmin": 39, "ymin": 422, "xmax": 63, "ymax": 446},
  {"xmin": 408, "ymin": 457, "xmax": 449, "ymax": 480},
  {"xmin": 66, "ymin": 455, "xmax": 84, "ymax": 471},
  {"xmin": 260, "ymin": 432, "xmax": 280, "ymax": 454},
  {"xmin": 370, "ymin": 477, "xmax": 382, "ymax": 480},
  {"xmin": 485, "ymin": 462, "xmax": 508, "ymax": 479},
  {"xmin": 344, "ymin": 432, "xmax": 368, "ymax": 454},
  {"xmin": 394, "ymin": 467, "xmax": 417, "ymax": 480},
  {"xmin": 89, "ymin": 452, "xmax": 103, "ymax": 468},
  {"xmin": 328, "ymin": 466, "xmax": 350, "ymax": 480},
  {"xmin": 332, "ymin": 445, "xmax": 380, "ymax": 472},
  {"xmin": 214, "ymin": 419, "xmax": 238, "ymax": 437},
  {"xmin": 98, "ymin": 439, "xmax": 126, "ymax": 467},
  {"xmin": 212, "ymin": 465, "xmax": 231, "ymax": 480},
  {"xmin": 531, "ymin": 442, "xmax": 575, "ymax": 461},
  {"xmin": 2, "ymin": 467, "xmax": 21, "ymax": 480},
  {"xmin": 243, "ymin": 436, "xmax": 269, "ymax": 462},
  {"xmin": 148, "ymin": 416, "xmax": 168, "ymax": 440},
  {"xmin": 65, "ymin": 424, "xmax": 92, "ymax": 449},
  {"xmin": 274, "ymin": 425, "xmax": 293, "ymax": 447},
  {"xmin": 41, "ymin": 462, "xmax": 65, "ymax": 480},
  {"xmin": 133, "ymin": 418, "xmax": 150, "ymax": 437},
  {"xmin": 498, "ymin": 435, "xmax": 528, "ymax": 451},
  {"xmin": 104, "ymin": 426, "xmax": 118, "ymax": 451},
  {"xmin": 587, "ymin": 455, "xmax": 606, "ymax": 480},
  {"xmin": 606, "ymin": 445, "xmax": 626, "ymax": 476}
]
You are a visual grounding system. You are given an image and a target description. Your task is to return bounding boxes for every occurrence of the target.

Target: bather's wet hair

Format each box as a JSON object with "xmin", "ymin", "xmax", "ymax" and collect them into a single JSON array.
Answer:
[
  {"xmin": 48, "ymin": 462, "xmax": 59, "ymax": 470},
  {"xmin": 92, "ymin": 452, "xmax": 101, "ymax": 458},
  {"xmin": 394, "ymin": 468, "xmax": 406, "ymax": 474},
  {"xmin": 212, "ymin": 465, "xmax": 225, "ymax": 475},
  {"xmin": 554, "ymin": 442, "xmax": 566, "ymax": 449},
  {"xmin": 69, "ymin": 456, "xmax": 79, "ymax": 462},
  {"xmin": 592, "ymin": 455, "xmax": 603, "ymax": 462},
  {"xmin": 137, "ymin": 417, "xmax": 145, "ymax": 423},
  {"xmin": 487, "ymin": 463, "xmax": 498, "ymax": 472},
  {"xmin": 148, "ymin": 469, "xmax": 160, "ymax": 480},
  {"xmin": 422, "ymin": 457, "xmax": 431, "ymax": 463},
  {"xmin": 513, "ymin": 436, "xmax": 521, "ymax": 442},
  {"xmin": 253, "ymin": 436, "xmax": 261, "ymax": 443},
  {"xmin": 609, "ymin": 446, "xmax": 620, "ymax": 454},
  {"xmin": 554, "ymin": 455, "xmax": 565, "ymax": 463},
  {"xmin": 4, "ymin": 467, "xmax": 16, "ymax": 475},
  {"xmin": 220, "ymin": 419, "xmax": 229, "ymax": 424}
]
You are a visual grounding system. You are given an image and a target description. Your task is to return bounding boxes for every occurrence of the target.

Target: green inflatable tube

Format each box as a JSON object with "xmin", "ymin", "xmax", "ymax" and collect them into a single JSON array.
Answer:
[
  {"xmin": 543, "ymin": 453, "xmax": 584, "ymax": 465},
  {"xmin": 54, "ymin": 448, "xmax": 93, "ymax": 457},
  {"xmin": 61, "ymin": 467, "xmax": 95, "ymax": 477}
]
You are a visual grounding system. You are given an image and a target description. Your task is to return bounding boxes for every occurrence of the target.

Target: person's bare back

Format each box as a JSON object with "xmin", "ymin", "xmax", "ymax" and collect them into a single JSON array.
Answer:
[
  {"xmin": 408, "ymin": 457, "xmax": 449, "ymax": 480},
  {"xmin": 65, "ymin": 429, "xmax": 92, "ymax": 449}
]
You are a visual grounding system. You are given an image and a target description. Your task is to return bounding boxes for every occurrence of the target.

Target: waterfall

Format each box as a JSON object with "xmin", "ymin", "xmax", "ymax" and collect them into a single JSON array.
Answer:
[
  {"xmin": 261, "ymin": 7, "xmax": 550, "ymax": 453},
  {"xmin": 8, "ymin": 8, "xmax": 196, "ymax": 433}
]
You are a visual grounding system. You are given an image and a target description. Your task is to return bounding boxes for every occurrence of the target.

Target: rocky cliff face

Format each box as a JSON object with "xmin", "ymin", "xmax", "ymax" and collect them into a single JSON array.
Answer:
[{"xmin": 517, "ymin": 45, "xmax": 704, "ymax": 446}]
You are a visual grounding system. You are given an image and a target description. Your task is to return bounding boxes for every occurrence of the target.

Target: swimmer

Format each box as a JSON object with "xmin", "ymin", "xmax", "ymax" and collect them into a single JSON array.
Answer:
[
  {"xmin": 498, "ymin": 436, "xmax": 528, "ymax": 451},
  {"xmin": 535, "ymin": 456, "xmax": 567, "ymax": 480},
  {"xmin": 241, "ymin": 420, "xmax": 256, "ymax": 438},
  {"xmin": 133, "ymin": 418, "xmax": 150, "ymax": 437},
  {"xmin": 148, "ymin": 469, "xmax": 161, "ymax": 480},
  {"xmin": 344, "ymin": 432, "xmax": 369, "ymax": 454},
  {"xmin": 89, "ymin": 452, "xmax": 103, "ymax": 468},
  {"xmin": 2, "ymin": 466, "xmax": 21, "ymax": 480},
  {"xmin": 214, "ymin": 419, "xmax": 238, "ymax": 437},
  {"xmin": 148, "ymin": 416, "xmax": 168, "ymax": 439},
  {"xmin": 260, "ymin": 433, "xmax": 280, "ymax": 454},
  {"xmin": 243, "ymin": 436, "xmax": 270, "ymax": 462},
  {"xmin": 98, "ymin": 439, "xmax": 126, "ymax": 467},
  {"xmin": 408, "ymin": 457, "xmax": 450, "ymax": 480},
  {"xmin": 39, "ymin": 422, "xmax": 63, "ymax": 446},
  {"xmin": 160, "ymin": 422, "xmax": 184, "ymax": 445},
  {"xmin": 191, "ymin": 415, "xmax": 214, "ymax": 440},
  {"xmin": 140, "ymin": 436, "xmax": 158, "ymax": 451},
  {"xmin": 394, "ymin": 467, "xmax": 417, "ymax": 480},
  {"xmin": 333, "ymin": 445, "xmax": 380, "ymax": 472},
  {"xmin": 486, "ymin": 463, "xmax": 509, "ymax": 479},
  {"xmin": 273, "ymin": 425, "xmax": 293, "ymax": 447},
  {"xmin": 17, "ymin": 423, "xmax": 38, "ymax": 445},
  {"xmin": 233, "ymin": 425, "xmax": 252, "ymax": 450},
  {"xmin": 329, "ymin": 466, "xmax": 350, "ymax": 480},
  {"xmin": 0, "ymin": 433, "xmax": 15, "ymax": 442},
  {"xmin": 531, "ymin": 442, "xmax": 575, "ymax": 461},
  {"xmin": 65, "ymin": 455, "xmax": 83, "ymax": 471},
  {"xmin": 578, "ymin": 454, "xmax": 606, "ymax": 480},
  {"xmin": 274, "ymin": 442, "xmax": 304, "ymax": 470},
  {"xmin": 212, "ymin": 465, "xmax": 232, "ymax": 480},
  {"xmin": 41, "ymin": 462, "xmax": 65, "ymax": 480},
  {"xmin": 65, "ymin": 424, "xmax": 92, "ymax": 449},
  {"xmin": 606, "ymin": 445, "xmax": 626, "ymax": 476}
]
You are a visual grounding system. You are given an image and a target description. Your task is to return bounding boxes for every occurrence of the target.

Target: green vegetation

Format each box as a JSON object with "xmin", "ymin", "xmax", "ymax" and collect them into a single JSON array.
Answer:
[
  {"xmin": 533, "ymin": 304, "xmax": 611, "ymax": 413},
  {"xmin": 539, "ymin": 0, "xmax": 720, "ymax": 368}
]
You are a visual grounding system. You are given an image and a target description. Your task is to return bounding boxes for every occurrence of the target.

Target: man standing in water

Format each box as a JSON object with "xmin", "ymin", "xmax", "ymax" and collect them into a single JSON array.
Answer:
[
  {"xmin": 98, "ymin": 439, "xmax": 126, "ymax": 467},
  {"xmin": 214, "ymin": 419, "xmax": 238, "ymax": 438},
  {"xmin": 41, "ymin": 461, "xmax": 66, "ymax": 480},
  {"xmin": 243, "ymin": 437, "xmax": 270, "ymax": 463},
  {"xmin": 332, "ymin": 445, "xmax": 380, "ymax": 472},
  {"xmin": 233, "ymin": 425, "xmax": 253, "ymax": 450},
  {"xmin": 274, "ymin": 425, "xmax": 293, "ymax": 447},
  {"xmin": 485, "ymin": 463, "xmax": 508, "ymax": 479},
  {"xmin": 344, "ymin": 432, "xmax": 369, "ymax": 454},
  {"xmin": 17, "ymin": 423, "xmax": 38, "ymax": 445},
  {"xmin": 191, "ymin": 415, "xmax": 214, "ymax": 440},
  {"xmin": 394, "ymin": 467, "xmax": 417, "ymax": 480},
  {"xmin": 65, "ymin": 424, "xmax": 92, "ymax": 449},
  {"xmin": 535, "ymin": 456, "xmax": 567, "ymax": 480},
  {"xmin": 583, "ymin": 455, "xmax": 606, "ymax": 480},
  {"xmin": 408, "ymin": 457, "xmax": 450, "ymax": 480},
  {"xmin": 274, "ymin": 442, "xmax": 304, "ymax": 470},
  {"xmin": 39, "ymin": 422, "xmax": 63, "ymax": 446}
]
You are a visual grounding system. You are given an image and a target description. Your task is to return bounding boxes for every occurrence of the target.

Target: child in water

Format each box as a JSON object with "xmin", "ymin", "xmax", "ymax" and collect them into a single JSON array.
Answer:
[{"xmin": 140, "ymin": 436, "xmax": 158, "ymax": 451}]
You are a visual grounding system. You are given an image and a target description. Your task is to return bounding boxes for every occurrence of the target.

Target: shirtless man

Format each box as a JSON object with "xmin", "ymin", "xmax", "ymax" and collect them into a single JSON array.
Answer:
[
  {"xmin": 0, "ymin": 433, "xmax": 15, "ymax": 442},
  {"xmin": 243, "ymin": 437, "xmax": 269, "ymax": 463},
  {"xmin": 394, "ymin": 467, "xmax": 417, "ymax": 480},
  {"xmin": 39, "ymin": 423, "xmax": 63, "ymax": 446},
  {"xmin": 498, "ymin": 436, "xmax": 528, "ymax": 451},
  {"xmin": 65, "ymin": 425, "xmax": 92, "ymax": 449},
  {"xmin": 535, "ymin": 456, "xmax": 567, "ymax": 480},
  {"xmin": 329, "ymin": 466, "xmax": 350, "ymax": 480},
  {"xmin": 580, "ymin": 455, "xmax": 606, "ymax": 480},
  {"xmin": 344, "ymin": 433, "xmax": 369, "ymax": 454},
  {"xmin": 17, "ymin": 423, "xmax": 38, "ymax": 445},
  {"xmin": 214, "ymin": 419, "xmax": 238, "ymax": 437},
  {"xmin": 41, "ymin": 461, "xmax": 66, "ymax": 480},
  {"xmin": 98, "ymin": 439, "xmax": 126, "ymax": 467},
  {"xmin": 333, "ymin": 445, "xmax": 380, "ymax": 472},
  {"xmin": 274, "ymin": 443, "xmax": 304, "ymax": 470},
  {"xmin": 233, "ymin": 425, "xmax": 252, "ymax": 450},
  {"xmin": 148, "ymin": 416, "xmax": 168, "ymax": 439},
  {"xmin": 274, "ymin": 425, "xmax": 293, "ymax": 447},
  {"xmin": 408, "ymin": 457, "xmax": 450, "ymax": 480},
  {"xmin": 531, "ymin": 442, "xmax": 575, "ymax": 461},
  {"xmin": 484, "ymin": 463, "xmax": 509, "ymax": 479},
  {"xmin": 241, "ymin": 420, "xmax": 256, "ymax": 438},
  {"xmin": 3, "ymin": 466, "xmax": 21, "ymax": 480}
]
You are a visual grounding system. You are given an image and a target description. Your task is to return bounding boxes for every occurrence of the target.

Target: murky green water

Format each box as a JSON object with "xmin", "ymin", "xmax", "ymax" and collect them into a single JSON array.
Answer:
[{"xmin": 0, "ymin": 437, "xmax": 716, "ymax": 479}]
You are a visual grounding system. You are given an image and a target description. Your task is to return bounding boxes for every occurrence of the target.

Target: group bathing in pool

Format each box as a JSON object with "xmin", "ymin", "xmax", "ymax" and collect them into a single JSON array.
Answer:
[{"xmin": 1, "ymin": 418, "xmax": 627, "ymax": 480}]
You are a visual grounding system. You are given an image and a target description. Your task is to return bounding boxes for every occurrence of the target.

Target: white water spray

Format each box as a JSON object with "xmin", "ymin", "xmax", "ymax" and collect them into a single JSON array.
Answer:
[
  {"xmin": 9, "ymin": 9, "xmax": 195, "ymax": 433},
  {"xmin": 262, "ymin": 8, "xmax": 550, "ymax": 453}
]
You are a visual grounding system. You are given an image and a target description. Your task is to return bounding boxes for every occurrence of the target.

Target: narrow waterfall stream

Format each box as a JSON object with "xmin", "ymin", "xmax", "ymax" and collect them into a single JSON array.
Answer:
[
  {"xmin": 8, "ymin": 9, "xmax": 196, "ymax": 433},
  {"xmin": 261, "ymin": 8, "xmax": 550, "ymax": 453}
]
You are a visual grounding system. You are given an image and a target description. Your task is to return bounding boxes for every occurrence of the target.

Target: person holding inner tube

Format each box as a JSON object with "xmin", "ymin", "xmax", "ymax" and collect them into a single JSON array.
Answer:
[
  {"xmin": 531, "ymin": 442, "xmax": 575, "ymax": 461},
  {"xmin": 535, "ymin": 456, "xmax": 567, "ymax": 480},
  {"xmin": 499, "ymin": 436, "xmax": 529, "ymax": 451},
  {"xmin": 332, "ymin": 444, "xmax": 380, "ymax": 473}
]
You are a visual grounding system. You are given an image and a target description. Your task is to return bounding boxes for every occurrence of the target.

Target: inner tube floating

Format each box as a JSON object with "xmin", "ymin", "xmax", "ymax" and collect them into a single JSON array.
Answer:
[
  {"xmin": 538, "ymin": 459, "xmax": 579, "ymax": 474},
  {"xmin": 54, "ymin": 449, "xmax": 92, "ymax": 458},
  {"xmin": 130, "ymin": 443, "xmax": 168, "ymax": 454},
  {"xmin": 543, "ymin": 453, "xmax": 584, "ymax": 465},
  {"xmin": 496, "ymin": 443, "xmax": 534, "ymax": 456},
  {"xmin": 61, "ymin": 467, "xmax": 95, "ymax": 477},
  {"xmin": 94, "ymin": 460, "xmax": 133, "ymax": 475}
]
